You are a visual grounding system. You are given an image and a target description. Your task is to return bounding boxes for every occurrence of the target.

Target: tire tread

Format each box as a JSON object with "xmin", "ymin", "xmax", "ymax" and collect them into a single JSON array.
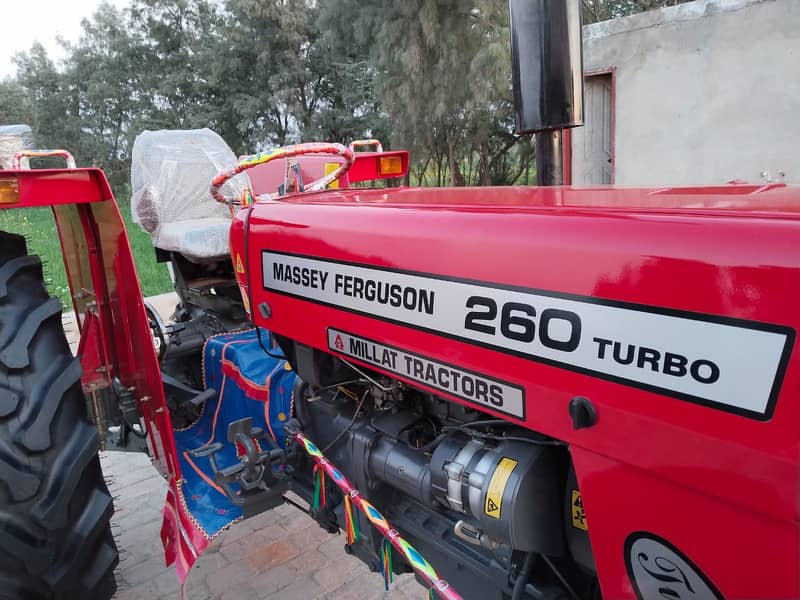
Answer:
[{"xmin": 0, "ymin": 231, "xmax": 118, "ymax": 599}]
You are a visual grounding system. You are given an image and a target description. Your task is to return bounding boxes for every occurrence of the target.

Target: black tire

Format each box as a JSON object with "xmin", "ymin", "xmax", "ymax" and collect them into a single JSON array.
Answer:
[{"xmin": 0, "ymin": 231, "xmax": 118, "ymax": 600}]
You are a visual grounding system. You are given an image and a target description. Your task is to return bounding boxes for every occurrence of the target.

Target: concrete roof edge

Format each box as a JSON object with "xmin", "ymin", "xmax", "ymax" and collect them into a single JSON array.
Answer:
[{"xmin": 583, "ymin": 0, "xmax": 774, "ymax": 40}]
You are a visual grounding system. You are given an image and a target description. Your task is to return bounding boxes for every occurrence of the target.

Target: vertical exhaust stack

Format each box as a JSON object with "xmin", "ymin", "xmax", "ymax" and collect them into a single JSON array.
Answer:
[{"xmin": 509, "ymin": 0, "xmax": 584, "ymax": 185}]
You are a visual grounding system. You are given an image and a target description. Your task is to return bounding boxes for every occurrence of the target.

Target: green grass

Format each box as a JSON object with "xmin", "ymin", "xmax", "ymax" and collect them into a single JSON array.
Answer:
[{"xmin": 0, "ymin": 193, "xmax": 173, "ymax": 306}]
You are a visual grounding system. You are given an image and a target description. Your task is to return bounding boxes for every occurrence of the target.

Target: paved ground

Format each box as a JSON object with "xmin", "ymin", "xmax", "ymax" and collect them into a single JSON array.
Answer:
[
  {"xmin": 64, "ymin": 294, "xmax": 420, "ymax": 599},
  {"xmin": 103, "ymin": 452, "xmax": 418, "ymax": 600}
]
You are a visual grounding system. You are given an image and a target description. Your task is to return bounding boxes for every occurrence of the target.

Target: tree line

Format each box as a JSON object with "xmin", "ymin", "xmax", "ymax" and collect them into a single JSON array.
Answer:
[{"xmin": 0, "ymin": 0, "xmax": 688, "ymax": 188}]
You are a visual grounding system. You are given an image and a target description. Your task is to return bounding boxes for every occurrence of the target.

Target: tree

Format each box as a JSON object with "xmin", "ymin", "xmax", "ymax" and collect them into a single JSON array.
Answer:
[
  {"xmin": 582, "ymin": 0, "xmax": 692, "ymax": 23},
  {"xmin": 0, "ymin": 79, "xmax": 36, "ymax": 126},
  {"xmin": 4, "ymin": 0, "xmax": 683, "ymax": 189},
  {"xmin": 125, "ymin": 0, "xmax": 222, "ymax": 134},
  {"xmin": 59, "ymin": 2, "xmax": 141, "ymax": 182},
  {"xmin": 11, "ymin": 43, "xmax": 78, "ymax": 157},
  {"xmin": 212, "ymin": 0, "xmax": 318, "ymax": 150},
  {"xmin": 323, "ymin": 0, "xmax": 529, "ymax": 186}
]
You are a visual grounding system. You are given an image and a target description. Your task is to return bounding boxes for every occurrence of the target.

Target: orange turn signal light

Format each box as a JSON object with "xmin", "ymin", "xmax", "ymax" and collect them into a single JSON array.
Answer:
[
  {"xmin": 379, "ymin": 156, "xmax": 403, "ymax": 176},
  {"xmin": 0, "ymin": 178, "xmax": 20, "ymax": 204}
]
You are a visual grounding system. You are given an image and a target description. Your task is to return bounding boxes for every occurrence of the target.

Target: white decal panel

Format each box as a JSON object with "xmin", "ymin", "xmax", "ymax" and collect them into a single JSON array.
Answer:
[
  {"xmin": 327, "ymin": 328, "xmax": 526, "ymax": 419},
  {"xmin": 263, "ymin": 251, "xmax": 793, "ymax": 419}
]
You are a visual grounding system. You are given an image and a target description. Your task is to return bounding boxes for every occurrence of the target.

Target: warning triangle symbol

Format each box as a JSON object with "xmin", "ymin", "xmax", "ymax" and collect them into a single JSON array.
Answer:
[
  {"xmin": 487, "ymin": 499, "xmax": 499, "ymax": 513},
  {"xmin": 334, "ymin": 335, "xmax": 344, "ymax": 350},
  {"xmin": 235, "ymin": 254, "xmax": 245, "ymax": 274}
]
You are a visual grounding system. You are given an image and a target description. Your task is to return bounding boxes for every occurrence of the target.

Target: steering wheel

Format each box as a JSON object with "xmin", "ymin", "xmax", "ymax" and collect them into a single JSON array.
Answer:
[
  {"xmin": 144, "ymin": 300, "xmax": 169, "ymax": 363},
  {"xmin": 210, "ymin": 142, "xmax": 354, "ymax": 205}
]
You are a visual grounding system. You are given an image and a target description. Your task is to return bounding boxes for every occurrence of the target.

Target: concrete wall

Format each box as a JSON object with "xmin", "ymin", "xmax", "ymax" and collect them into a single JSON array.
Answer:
[{"xmin": 578, "ymin": 0, "xmax": 800, "ymax": 185}]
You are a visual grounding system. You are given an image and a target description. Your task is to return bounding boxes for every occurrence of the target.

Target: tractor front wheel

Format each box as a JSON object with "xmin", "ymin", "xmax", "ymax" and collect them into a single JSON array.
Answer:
[{"xmin": 0, "ymin": 231, "xmax": 118, "ymax": 599}]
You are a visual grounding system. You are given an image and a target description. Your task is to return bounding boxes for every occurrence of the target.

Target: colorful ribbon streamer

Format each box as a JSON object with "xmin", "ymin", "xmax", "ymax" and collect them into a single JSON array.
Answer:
[
  {"xmin": 295, "ymin": 432, "xmax": 462, "ymax": 600},
  {"xmin": 312, "ymin": 464, "xmax": 327, "ymax": 511},
  {"xmin": 381, "ymin": 538, "xmax": 394, "ymax": 591},
  {"xmin": 343, "ymin": 492, "xmax": 360, "ymax": 545}
]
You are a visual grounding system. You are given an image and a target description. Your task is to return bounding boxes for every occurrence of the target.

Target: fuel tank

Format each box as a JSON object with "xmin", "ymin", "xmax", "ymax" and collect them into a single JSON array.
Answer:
[{"xmin": 231, "ymin": 184, "xmax": 800, "ymax": 599}]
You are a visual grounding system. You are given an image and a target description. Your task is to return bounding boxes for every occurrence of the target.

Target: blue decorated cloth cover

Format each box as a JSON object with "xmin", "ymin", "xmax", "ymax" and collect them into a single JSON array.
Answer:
[{"xmin": 172, "ymin": 329, "xmax": 296, "ymax": 538}]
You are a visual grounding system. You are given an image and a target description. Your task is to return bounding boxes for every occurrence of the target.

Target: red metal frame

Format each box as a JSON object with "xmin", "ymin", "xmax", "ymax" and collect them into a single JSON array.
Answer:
[
  {"xmin": 0, "ymin": 168, "xmax": 207, "ymax": 572},
  {"xmin": 1, "ymin": 169, "xmax": 177, "ymax": 474},
  {"xmin": 12, "ymin": 149, "xmax": 76, "ymax": 170},
  {"xmin": 233, "ymin": 183, "xmax": 800, "ymax": 599}
]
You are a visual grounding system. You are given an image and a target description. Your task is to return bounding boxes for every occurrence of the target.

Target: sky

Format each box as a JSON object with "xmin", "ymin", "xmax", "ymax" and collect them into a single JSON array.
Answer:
[{"xmin": 0, "ymin": 0, "xmax": 126, "ymax": 78}]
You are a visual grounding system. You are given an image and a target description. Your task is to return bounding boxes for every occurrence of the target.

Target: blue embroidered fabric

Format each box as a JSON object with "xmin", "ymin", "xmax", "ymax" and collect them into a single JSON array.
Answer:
[{"xmin": 172, "ymin": 329, "xmax": 296, "ymax": 537}]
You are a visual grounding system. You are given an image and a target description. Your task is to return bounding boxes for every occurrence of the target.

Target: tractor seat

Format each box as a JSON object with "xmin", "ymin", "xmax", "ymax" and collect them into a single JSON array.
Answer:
[
  {"xmin": 155, "ymin": 218, "xmax": 233, "ymax": 262},
  {"xmin": 130, "ymin": 128, "xmax": 246, "ymax": 262}
]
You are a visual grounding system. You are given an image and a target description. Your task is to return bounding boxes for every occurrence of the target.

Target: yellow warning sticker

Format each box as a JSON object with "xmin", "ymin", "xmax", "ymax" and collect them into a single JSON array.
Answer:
[
  {"xmin": 484, "ymin": 457, "xmax": 517, "ymax": 519},
  {"xmin": 324, "ymin": 162, "xmax": 340, "ymax": 189},
  {"xmin": 235, "ymin": 254, "xmax": 245, "ymax": 273},
  {"xmin": 571, "ymin": 490, "xmax": 588, "ymax": 531}
]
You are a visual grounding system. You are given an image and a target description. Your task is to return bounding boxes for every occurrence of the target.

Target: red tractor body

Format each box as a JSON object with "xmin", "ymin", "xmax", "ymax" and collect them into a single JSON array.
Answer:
[
  {"xmin": 233, "ymin": 183, "xmax": 800, "ymax": 598},
  {"xmin": 2, "ymin": 3, "xmax": 798, "ymax": 595}
]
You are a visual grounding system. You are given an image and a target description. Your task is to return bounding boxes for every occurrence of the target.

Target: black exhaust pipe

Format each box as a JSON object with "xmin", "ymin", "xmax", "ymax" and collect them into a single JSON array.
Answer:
[{"xmin": 509, "ymin": 0, "xmax": 584, "ymax": 185}]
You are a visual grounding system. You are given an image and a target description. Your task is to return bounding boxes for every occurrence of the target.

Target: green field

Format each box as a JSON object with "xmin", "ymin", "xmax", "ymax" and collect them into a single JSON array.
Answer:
[{"xmin": 0, "ymin": 192, "xmax": 173, "ymax": 306}]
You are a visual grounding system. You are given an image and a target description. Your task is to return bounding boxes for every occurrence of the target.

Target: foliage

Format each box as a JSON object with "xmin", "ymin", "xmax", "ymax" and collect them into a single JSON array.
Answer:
[
  {"xmin": 581, "ymin": 0, "xmax": 692, "ymax": 23},
  {"xmin": 335, "ymin": 1, "xmax": 513, "ymax": 185},
  {"xmin": 0, "ymin": 193, "xmax": 172, "ymax": 306},
  {"xmin": 2, "ymin": 0, "xmax": 683, "ymax": 189},
  {"xmin": 1, "ymin": 0, "xmax": 683, "ymax": 303},
  {"xmin": 0, "ymin": 79, "xmax": 37, "ymax": 125}
]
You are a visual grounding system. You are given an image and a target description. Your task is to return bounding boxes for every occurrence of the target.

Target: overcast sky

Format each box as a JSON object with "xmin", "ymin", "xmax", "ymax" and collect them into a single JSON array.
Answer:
[{"xmin": 0, "ymin": 0, "xmax": 126, "ymax": 78}]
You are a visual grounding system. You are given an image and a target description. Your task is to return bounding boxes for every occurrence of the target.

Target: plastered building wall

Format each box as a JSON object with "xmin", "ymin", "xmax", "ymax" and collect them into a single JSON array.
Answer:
[{"xmin": 578, "ymin": 0, "xmax": 800, "ymax": 185}]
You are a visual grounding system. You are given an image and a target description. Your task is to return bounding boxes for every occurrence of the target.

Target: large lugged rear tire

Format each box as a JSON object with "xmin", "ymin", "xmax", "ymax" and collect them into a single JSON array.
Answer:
[{"xmin": 0, "ymin": 231, "xmax": 118, "ymax": 599}]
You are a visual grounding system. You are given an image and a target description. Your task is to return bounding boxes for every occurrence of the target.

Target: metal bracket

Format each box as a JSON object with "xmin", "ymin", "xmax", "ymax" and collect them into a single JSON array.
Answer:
[{"xmin": 189, "ymin": 417, "xmax": 289, "ymax": 518}]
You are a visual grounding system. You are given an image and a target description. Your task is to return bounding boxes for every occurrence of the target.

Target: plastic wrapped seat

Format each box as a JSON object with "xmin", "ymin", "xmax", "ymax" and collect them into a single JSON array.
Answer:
[
  {"xmin": 0, "ymin": 125, "xmax": 35, "ymax": 170},
  {"xmin": 131, "ymin": 129, "xmax": 246, "ymax": 262}
]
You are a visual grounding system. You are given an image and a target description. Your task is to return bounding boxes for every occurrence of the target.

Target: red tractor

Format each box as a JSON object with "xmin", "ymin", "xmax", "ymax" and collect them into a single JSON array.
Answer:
[{"xmin": 0, "ymin": 3, "xmax": 798, "ymax": 599}]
